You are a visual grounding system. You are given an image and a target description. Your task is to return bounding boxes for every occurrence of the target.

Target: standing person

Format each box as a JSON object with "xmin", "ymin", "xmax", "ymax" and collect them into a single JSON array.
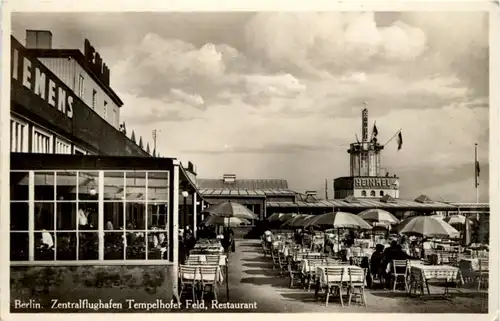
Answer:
[{"xmin": 264, "ymin": 230, "xmax": 273, "ymax": 252}]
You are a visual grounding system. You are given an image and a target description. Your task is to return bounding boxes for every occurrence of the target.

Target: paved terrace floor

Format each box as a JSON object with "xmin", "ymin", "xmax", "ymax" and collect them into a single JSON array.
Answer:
[{"xmin": 196, "ymin": 239, "xmax": 488, "ymax": 313}]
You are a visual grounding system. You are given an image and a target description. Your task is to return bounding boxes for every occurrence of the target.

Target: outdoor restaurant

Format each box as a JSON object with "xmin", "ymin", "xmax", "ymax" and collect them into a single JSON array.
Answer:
[{"xmin": 259, "ymin": 208, "xmax": 489, "ymax": 307}]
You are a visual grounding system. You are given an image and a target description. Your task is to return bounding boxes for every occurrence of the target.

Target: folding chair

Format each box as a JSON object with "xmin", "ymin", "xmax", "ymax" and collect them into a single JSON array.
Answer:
[
  {"xmin": 185, "ymin": 257, "xmax": 201, "ymax": 265},
  {"xmin": 199, "ymin": 265, "xmax": 220, "ymax": 301},
  {"xmin": 306, "ymin": 258, "xmax": 324, "ymax": 291},
  {"xmin": 348, "ymin": 268, "xmax": 367, "ymax": 306},
  {"xmin": 178, "ymin": 265, "xmax": 198, "ymax": 301},
  {"xmin": 391, "ymin": 260, "xmax": 409, "ymax": 292},
  {"xmin": 288, "ymin": 261, "xmax": 302, "ymax": 288},
  {"xmin": 324, "ymin": 267, "xmax": 346, "ymax": 307}
]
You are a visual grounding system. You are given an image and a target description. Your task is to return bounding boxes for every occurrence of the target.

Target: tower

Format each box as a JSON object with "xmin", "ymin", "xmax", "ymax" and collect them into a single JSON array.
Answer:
[{"xmin": 347, "ymin": 108, "xmax": 384, "ymax": 177}]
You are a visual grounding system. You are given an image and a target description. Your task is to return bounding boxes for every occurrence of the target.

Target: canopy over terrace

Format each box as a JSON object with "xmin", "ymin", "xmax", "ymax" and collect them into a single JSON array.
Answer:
[{"xmin": 267, "ymin": 195, "xmax": 459, "ymax": 218}]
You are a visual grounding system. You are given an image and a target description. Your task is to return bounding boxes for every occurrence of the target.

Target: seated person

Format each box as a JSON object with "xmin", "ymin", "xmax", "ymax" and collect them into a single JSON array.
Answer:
[
  {"xmin": 382, "ymin": 241, "xmax": 415, "ymax": 288},
  {"xmin": 370, "ymin": 244, "xmax": 386, "ymax": 280}
]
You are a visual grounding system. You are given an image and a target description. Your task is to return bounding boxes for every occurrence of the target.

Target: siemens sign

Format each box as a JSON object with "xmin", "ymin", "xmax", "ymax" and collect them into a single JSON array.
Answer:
[{"xmin": 11, "ymin": 46, "xmax": 74, "ymax": 119}]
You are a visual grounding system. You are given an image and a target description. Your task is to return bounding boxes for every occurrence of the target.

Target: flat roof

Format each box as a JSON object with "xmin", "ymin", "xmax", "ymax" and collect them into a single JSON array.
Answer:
[
  {"xmin": 267, "ymin": 198, "xmax": 459, "ymax": 211},
  {"xmin": 200, "ymin": 188, "xmax": 296, "ymax": 198},
  {"xmin": 198, "ymin": 178, "xmax": 288, "ymax": 190}
]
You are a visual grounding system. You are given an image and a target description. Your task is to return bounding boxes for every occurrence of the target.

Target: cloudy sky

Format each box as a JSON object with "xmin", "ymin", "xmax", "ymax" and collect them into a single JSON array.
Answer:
[{"xmin": 12, "ymin": 11, "xmax": 489, "ymax": 202}]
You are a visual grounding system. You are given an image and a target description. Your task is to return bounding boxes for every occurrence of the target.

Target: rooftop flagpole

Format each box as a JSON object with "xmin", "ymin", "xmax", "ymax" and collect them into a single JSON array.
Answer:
[{"xmin": 382, "ymin": 128, "xmax": 402, "ymax": 147}]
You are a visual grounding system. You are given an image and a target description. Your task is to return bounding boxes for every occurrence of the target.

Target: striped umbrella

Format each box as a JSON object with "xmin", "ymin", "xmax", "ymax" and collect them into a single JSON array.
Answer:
[
  {"xmin": 266, "ymin": 213, "xmax": 286, "ymax": 222},
  {"xmin": 395, "ymin": 216, "xmax": 460, "ymax": 238},
  {"xmin": 290, "ymin": 214, "xmax": 316, "ymax": 227},
  {"xmin": 203, "ymin": 201, "xmax": 258, "ymax": 220},
  {"xmin": 281, "ymin": 214, "xmax": 307, "ymax": 228},
  {"xmin": 304, "ymin": 211, "xmax": 372, "ymax": 230},
  {"xmin": 358, "ymin": 209, "xmax": 399, "ymax": 225},
  {"xmin": 204, "ymin": 215, "xmax": 250, "ymax": 227}
]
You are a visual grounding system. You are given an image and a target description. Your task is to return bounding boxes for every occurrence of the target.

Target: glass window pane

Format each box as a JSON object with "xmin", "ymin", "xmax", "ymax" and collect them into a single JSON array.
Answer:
[
  {"xmin": 77, "ymin": 203, "xmax": 98, "ymax": 230},
  {"xmin": 104, "ymin": 172, "xmax": 125, "ymax": 201},
  {"xmin": 125, "ymin": 203, "xmax": 146, "ymax": 230},
  {"xmin": 56, "ymin": 232, "xmax": 76, "ymax": 260},
  {"xmin": 148, "ymin": 203, "xmax": 168, "ymax": 230},
  {"xmin": 125, "ymin": 171, "xmax": 146, "ymax": 201},
  {"xmin": 34, "ymin": 202, "xmax": 55, "ymax": 231},
  {"xmin": 10, "ymin": 171, "xmax": 29, "ymax": 201},
  {"xmin": 104, "ymin": 232, "xmax": 124, "ymax": 260},
  {"xmin": 147, "ymin": 232, "xmax": 168, "ymax": 260},
  {"xmin": 147, "ymin": 171, "xmax": 169, "ymax": 201},
  {"xmin": 79, "ymin": 232, "xmax": 99, "ymax": 260},
  {"xmin": 34, "ymin": 172, "xmax": 55, "ymax": 201},
  {"xmin": 57, "ymin": 202, "xmax": 77, "ymax": 230},
  {"xmin": 56, "ymin": 171, "xmax": 77, "ymax": 201},
  {"xmin": 35, "ymin": 231, "xmax": 55, "ymax": 260},
  {"xmin": 104, "ymin": 202, "xmax": 124, "ymax": 230},
  {"xmin": 11, "ymin": 202, "xmax": 29, "ymax": 231},
  {"xmin": 78, "ymin": 172, "xmax": 99, "ymax": 201},
  {"xmin": 11, "ymin": 233, "xmax": 29, "ymax": 261},
  {"xmin": 126, "ymin": 231, "xmax": 145, "ymax": 260}
]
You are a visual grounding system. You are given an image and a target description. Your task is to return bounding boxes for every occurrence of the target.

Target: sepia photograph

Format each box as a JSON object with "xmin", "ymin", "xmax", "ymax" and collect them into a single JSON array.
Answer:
[{"xmin": 4, "ymin": 3, "xmax": 495, "ymax": 316}]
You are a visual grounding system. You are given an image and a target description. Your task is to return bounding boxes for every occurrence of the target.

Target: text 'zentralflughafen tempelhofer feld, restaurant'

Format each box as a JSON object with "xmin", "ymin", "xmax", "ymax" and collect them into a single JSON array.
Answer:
[{"xmin": 8, "ymin": 29, "xmax": 490, "ymax": 313}]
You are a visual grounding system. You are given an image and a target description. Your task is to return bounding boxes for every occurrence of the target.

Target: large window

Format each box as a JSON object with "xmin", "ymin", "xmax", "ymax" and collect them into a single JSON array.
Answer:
[
  {"xmin": 10, "ymin": 117, "xmax": 28, "ymax": 153},
  {"xmin": 32, "ymin": 127, "xmax": 52, "ymax": 153},
  {"xmin": 78, "ymin": 75, "xmax": 84, "ymax": 98},
  {"xmin": 10, "ymin": 170, "xmax": 170, "ymax": 262}
]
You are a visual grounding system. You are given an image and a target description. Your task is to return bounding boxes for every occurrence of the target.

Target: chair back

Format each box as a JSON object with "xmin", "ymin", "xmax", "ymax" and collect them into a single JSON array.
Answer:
[
  {"xmin": 324, "ymin": 258, "xmax": 341, "ymax": 266},
  {"xmin": 199, "ymin": 265, "xmax": 219, "ymax": 285},
  {"xmin": 205, "ymin": 255, "xmax": 222, "ymax": 266},
  {"xmin": 179, "ymin": 265, "xmax": 199, "ymax": 284},
  {"xmin": 392, "ymin": 260, "xmax": 408, "ymax": 276},
  {"xmin": 479, "ymin": 259, "xmax": 489, "ymax": 272},
  {"xmin": 185, "ymin": 257, "xmax": 201, "ymax": 265},
  {"xmin": 348, "ymin": 267, "xmax": 366, "ymax": 285},
  {"xmin": 324, "ymin": 267, "xmax": 344, "ymax": 284}
]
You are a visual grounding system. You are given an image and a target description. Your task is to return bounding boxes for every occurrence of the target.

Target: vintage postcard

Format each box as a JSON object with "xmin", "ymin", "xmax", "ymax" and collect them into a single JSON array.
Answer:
[{"xmin": 1, "ymin": 0, "xmax": 497, "ymax": 320}]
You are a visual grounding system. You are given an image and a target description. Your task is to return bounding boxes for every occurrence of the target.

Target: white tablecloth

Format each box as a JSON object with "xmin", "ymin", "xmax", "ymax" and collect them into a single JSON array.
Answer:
[
  {"xmin": 188, "ymin": 254, "xmax": 227, "ymax": 266},
  {"xmin": 410, "ymin": 264, "xmax": 460, "ymax": 282}
]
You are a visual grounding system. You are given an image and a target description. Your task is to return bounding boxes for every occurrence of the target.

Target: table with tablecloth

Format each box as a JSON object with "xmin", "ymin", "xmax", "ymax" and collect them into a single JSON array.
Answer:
[
  {"xmin": 407, "ymin": 264, "xmax": 460, "ymax": 296},
  {"xmin": 292, "ymin": 252, "xmax": 323, "ymax": 262},
  {"xmin": 187, "ymin": 254, "xmax": 227, "ymax": 266}
]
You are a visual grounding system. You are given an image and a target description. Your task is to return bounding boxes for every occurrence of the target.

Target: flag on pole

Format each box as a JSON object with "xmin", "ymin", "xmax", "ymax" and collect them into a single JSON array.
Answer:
[
  {"xmin": 397, "ymin": 132, "xmax": 403, "ymax": 150},
  {"xmin": 372, "ymin": 123, "xmax": 378, "ymax": 137},
  {"xmin": 475, "ymin": 144, "xmax": 480, "ymax": 187}
]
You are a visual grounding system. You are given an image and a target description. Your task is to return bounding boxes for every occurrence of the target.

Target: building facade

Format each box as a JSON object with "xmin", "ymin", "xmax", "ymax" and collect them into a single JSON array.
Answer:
[{"xmin": 10, "ymin": 34, "xmax": 146, "ymax": 157}]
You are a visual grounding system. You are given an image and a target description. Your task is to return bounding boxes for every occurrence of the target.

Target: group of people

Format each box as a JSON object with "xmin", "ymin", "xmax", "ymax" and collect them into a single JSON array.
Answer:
[{"xmin": 365, "ymin": 240, "xmax": 415, "ymax": 288}]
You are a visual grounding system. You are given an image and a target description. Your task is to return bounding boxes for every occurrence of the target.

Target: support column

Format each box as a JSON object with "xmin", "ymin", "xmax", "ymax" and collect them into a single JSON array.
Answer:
[
  {"xmin": 193, "ymin": 193, "xmax": 197, "ymax": 238},
  {"xmin": 201, "ymin": 200, "xmax": 205, "ymax": 221},
  {"xmin": 171, "ymin": 161, "xmax": 180, "ymax": 299}
]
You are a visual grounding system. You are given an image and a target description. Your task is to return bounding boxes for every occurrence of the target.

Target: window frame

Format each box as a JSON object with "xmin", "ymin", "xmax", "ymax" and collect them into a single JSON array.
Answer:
[
  {"xmin": 10, "ymin": 115, "xmax": 29, "ymax": 153},
  {"xmin": 73, "ymin": 146, "xmax": 87, "ymax": 155},
  {"xmin": 55, "ymin": 137, "xmax": 72, "ymax": 155},
  {"xmin": 10, "ymin": 170, "xmax": 172, "ymax": 264},
  {"xmin": 78, "ymin": 74, "xmax": 85, "ymax": 98},
  {"xmin": 32, "ymin": 126, "xmax": 53, "ymax": 154}
]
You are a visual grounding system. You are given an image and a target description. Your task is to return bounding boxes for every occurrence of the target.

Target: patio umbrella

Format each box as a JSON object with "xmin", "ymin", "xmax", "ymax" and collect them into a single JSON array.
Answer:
[
  {"xmin": 281, "ymin": 214, "xmax": 307, "ymax": 228},
  {"xmin": 444, "ymin": 215, "xmax": 473, "ymax": 225},
  {"xmin": 203, "ymin": 201, "xmax": 258, "ymax": 220},
  {"xmin": 395, "ymin": 216, "xmax": 460, "ymax": 238},
  {"xmin": 278, "ymin": 213, "xmax": 297, "ymax": 223},
  {"xmin": 291, "ymin": 214, "xmax": 316, "ymax": 228},
  {"xmin": 357, "ymin": 209, "xmax": 400, "ymax": 225},
  {"xmin": 204, "ymin": 215, "xmax": 251, "ymax": 227},
  {"xmin": 266, "ymin": 213, "xmax": 285, "ymax": 222},
  {"xmin": 201, "ymin": 201, "xmax": 257, "ymax": 301},
  {"xmin": 305, "ymin": 211, "xmax": 372, "ymax": 230}
]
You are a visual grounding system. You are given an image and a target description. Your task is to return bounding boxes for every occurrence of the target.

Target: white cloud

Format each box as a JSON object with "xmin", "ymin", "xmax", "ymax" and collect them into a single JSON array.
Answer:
[
  {"xmin": 244, "ymin": 73, "xmax": 306, "ymax": 97},
  {"xmin": 170, "ymin": 88, "xmax": 205, "ymax": 107}
]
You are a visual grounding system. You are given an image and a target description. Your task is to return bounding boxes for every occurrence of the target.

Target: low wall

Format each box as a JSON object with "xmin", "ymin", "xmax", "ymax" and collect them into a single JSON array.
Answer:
[{"xmin": 11, "ymin": 263, "xmax": 176, "ymax": 313}]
